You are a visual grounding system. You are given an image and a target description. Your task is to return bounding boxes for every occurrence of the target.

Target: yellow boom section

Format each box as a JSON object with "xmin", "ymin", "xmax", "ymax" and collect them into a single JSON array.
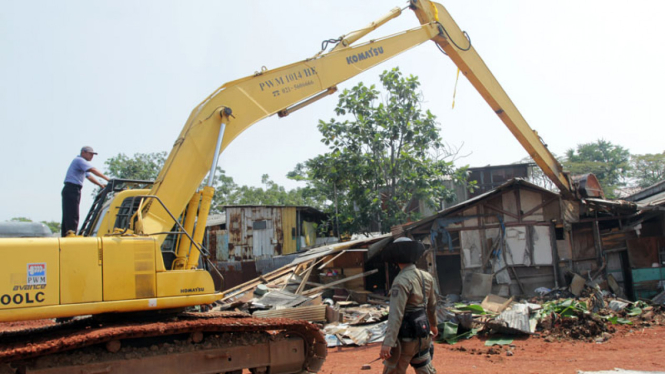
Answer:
[
  {"xmin": 141, "ymin": 23, "xmax": 442, "ymax": 237},
  {"xmin": 141, "ymin": 0, "xmax": 574, "ymax": 240},
  {"xmin": 412, "ymin": 1, "xmax": 573, "ymax": 198}
]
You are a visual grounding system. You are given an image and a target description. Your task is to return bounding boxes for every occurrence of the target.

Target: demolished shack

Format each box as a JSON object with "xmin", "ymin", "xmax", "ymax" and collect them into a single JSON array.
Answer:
[
  {"xmin": 390, "ymin": 178, "xmax": 645, "ymax": 300},
  {"xmin": 213, "ymin": 178, "xmax": 665, "ymax": 348},
  {"xmin": 218, "ymin": 177, "xmax": 665, "ymax": 310}
]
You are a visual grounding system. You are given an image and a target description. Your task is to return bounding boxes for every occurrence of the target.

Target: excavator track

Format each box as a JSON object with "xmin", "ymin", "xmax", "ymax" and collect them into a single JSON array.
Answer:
[{"xmin": 0, "ymin": 312, "xmax": 326, "ymax": 374}]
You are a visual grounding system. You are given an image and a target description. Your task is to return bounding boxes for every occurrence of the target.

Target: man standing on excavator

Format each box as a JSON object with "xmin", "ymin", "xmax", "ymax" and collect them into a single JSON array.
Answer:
[
  {"xmin": 380, "ymin": 237, "xmax": 438, "ymax": 374},
  {"xmin": 61, "ymin": 146, "xmax": 109, "ymax": 237}
]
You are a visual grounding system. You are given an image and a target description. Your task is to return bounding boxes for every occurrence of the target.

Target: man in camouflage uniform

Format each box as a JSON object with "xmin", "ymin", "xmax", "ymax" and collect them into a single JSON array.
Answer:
[{"xmin": 380, "ymin": 237, "xmax": 437, "ymax": 374}]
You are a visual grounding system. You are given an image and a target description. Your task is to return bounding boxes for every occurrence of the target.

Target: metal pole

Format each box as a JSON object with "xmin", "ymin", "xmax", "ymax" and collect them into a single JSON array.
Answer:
[{"xmin": 207, "ymin": 109, "xmax": 231, "ymax": 187}]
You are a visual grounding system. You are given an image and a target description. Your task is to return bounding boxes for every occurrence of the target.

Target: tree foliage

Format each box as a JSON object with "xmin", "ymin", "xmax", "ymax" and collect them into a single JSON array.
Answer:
[
  {"xmin": 289, "ymin": 68, "xmax": 468, "ymax": 235},
  {"xmin": 103, "ymin": 152, "xmax": 322, "ymax": 213},
  {"xmin": 563, "ymin": 139, "xmax": 630, "ymax": 198},
  {"xmin": 10, "ymin": 217, "xmax": 32, "ymax": 222},
  {"xmin": 104, "ymin": 152, "xmax": 168, "ymax": 181},
  {"xmin": 8, "ymin": 218, "xmax": 60, "ymax": 234},
  {"xmin": 629, "ymin": 152, "xmax": 665, "ymax": 188},
  {"xmin": 209, "ymin": 174, "xmax": 323, "ymax": 212},
  {"xmin": 42, "ymin": 221, "xmax": 61, "ymax": 234},
  {"xmin": 517, "ymin": 157, "xmax": 560, "ymax": 193}
]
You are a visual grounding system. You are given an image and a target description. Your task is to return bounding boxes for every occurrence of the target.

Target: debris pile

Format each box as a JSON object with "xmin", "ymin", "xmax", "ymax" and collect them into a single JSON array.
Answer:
[
  {"xmin": 435, "ymin": 277, "xmax": 665, "ymax": 347},
  {"xmin": 215, "ymin": 252, "xmax": 391, "ymax": 347},
  {"xmin": 215, "ymin": 247, "xmax": 665, "ymax": 351}
]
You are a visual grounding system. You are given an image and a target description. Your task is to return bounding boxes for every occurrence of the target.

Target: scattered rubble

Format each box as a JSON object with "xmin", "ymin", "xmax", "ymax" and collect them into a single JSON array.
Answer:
[
  {"xmin": 434, "ymin": 276, "xmax": 665, "ymax": 347},
  {"xmin": 215, "ymin": 248, "xmax": 665, "ymax": 353}
]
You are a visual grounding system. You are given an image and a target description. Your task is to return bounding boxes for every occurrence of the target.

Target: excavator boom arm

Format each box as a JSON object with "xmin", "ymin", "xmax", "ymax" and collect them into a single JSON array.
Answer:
[
  {"xmin": 142, "ymin": 23, "xmax": 442, "ymax": 237},
  {"xmin": 413, "ymin": 1, "xmax": 573, "ymax": 198},
  {"xmin": 142, "ymin": 0, "xmax": 574, "ymax": 241}
]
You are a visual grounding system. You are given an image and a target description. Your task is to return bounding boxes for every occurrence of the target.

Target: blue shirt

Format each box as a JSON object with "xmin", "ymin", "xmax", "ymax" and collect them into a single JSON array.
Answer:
[{"xmin": 64, "ymin": 156, "xmax": 93, "ymax": 186}]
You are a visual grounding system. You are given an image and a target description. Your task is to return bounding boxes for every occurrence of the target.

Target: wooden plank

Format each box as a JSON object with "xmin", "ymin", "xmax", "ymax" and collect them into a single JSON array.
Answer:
[
  {"xmin": 267, "ymin": 273, "xmax": 295, "ymax": 287},
  {"xmin": 342, "ymin": 267, "xmax": 365, "ymax": 291},
  {"xmin": 220, "ymin": 264, "xmax": 297, "ymax": 302},
  {"xmin": 318, "ymin": 250, "xmax": 346, "ymax": 270},
  {"xmin": 297, "ymin": 256, "xmax": 328, "ymax": 276},
  {"xmin": 282, "ymin": 261, "xmax": 311, "ymax": 291},
  {"xmin": 302, "ymin": 269, "xmax": 378, "ymax": 296},
  {"xmin": 295, "ymin": 262, "xmax": 315, "ymax": 295}
]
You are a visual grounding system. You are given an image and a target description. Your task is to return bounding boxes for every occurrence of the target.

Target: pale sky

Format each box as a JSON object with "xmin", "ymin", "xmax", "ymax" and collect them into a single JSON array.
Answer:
[{"xmin": 1, "ymin": 1, "xmax": 664, "ymax": 224}]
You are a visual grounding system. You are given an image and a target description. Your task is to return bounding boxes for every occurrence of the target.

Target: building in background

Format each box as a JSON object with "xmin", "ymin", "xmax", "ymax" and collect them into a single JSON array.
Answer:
[
  {"xmin": 206, "ymin": 205, "xmax": 337, "ymax": 290},
  {"xmin": 392, "ymin": 178, "xmax": 640, "ymax": 299}
]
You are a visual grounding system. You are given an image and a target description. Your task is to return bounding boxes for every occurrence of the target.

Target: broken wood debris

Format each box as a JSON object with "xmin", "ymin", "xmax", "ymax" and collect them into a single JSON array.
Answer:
[
  {"xmin": 303, "ymin": 269, "xmax": 378, "ymax": 296},
  {"xmin": 213, "ymin": 248, "xmax": 390, "ymax": 347},
  {"xmin": 215, "ymin": 244, "xmax": 665, "ymax": 351},
  {"xmin": 254, "ymin": 305, "xmax": 328, "ymax": 322}
]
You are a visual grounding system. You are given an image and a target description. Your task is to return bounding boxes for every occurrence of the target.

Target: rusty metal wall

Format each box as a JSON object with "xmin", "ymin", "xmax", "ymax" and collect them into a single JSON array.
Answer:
[
  {"xmin": 227, "ymin": 206, "xmax": 285, "ymax": 260},
  {"xmin": 252, "ymin": 215, "xmax": 273, "ymax": 258},
  {"xmin": 214, "ymin": 253, "xmax": 300, "ymax": 291},
  {"xmin": 216, "ymin": 261, "xmax": 259, "ymax": 291},
  {"xmin": 206, "ymin": 228, "xmax": 229, "ymax": 261}
]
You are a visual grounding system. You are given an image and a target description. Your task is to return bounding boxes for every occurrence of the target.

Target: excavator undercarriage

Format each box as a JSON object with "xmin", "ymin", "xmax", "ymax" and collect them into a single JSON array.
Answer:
[{"xmin": 0, "ymin": 312, "xmax": 327, "ymax": 374}]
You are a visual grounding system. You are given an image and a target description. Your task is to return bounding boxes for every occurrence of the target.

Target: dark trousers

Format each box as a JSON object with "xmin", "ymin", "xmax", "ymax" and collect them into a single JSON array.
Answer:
[{"xmin": 61, "ymin": 183, "xmax": 82, "ymax": 237}]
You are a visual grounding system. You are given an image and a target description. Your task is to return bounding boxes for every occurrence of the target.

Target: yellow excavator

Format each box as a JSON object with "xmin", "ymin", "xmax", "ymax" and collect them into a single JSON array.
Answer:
[{"xmin": 0, "ymin": 1, "xmax": 599, "ymax": 373}]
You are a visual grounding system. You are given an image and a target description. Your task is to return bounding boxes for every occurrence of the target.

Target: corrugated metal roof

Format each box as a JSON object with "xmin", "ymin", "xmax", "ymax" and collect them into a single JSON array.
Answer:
[
  {"xmin": 291, "ymin": 234, "xmax": 391, "ymax": 265},
  {"xmin": 346, "ymin": 321, "xmax": 388, "ymax": 345},
  {"xmin": 488, "ymin": 305, "xmax": 535, "ymax": 335},
  {"xmin": 220, "ymin": 205, "xmax": 326, "ymax": 217},
  {"xmin": 468, "ymin": 162, "xmax": 533, "ymax": 171},
  {"xmin": 398, "ymin": 178, "xmax": 558, "ymax": 233},
  {"xmin": 206, "ymin": 213, "xmax": 226, "ymax": 227},
  {"xmin": 584, "ymin": 198, "xmax": 639, "ymax": 212},
  {"xmin": 636, "ymin": 190, "xmax": 665, "ymax": 207},
  {"xmin": 624, "ymin": 179, "xmax": 665, "ymax": 202}
]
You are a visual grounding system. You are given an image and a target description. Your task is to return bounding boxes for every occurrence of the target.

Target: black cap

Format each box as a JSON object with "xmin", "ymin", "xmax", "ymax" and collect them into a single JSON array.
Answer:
[{"xmin": 382, "ymin": 238, "xmax": 425, "ymax": 264}]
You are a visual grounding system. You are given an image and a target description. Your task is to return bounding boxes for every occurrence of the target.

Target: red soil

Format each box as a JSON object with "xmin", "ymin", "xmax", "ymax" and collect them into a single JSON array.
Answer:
[{"xmin": 320, "ymin": 325, "xmax": 665, "ymax": 374}]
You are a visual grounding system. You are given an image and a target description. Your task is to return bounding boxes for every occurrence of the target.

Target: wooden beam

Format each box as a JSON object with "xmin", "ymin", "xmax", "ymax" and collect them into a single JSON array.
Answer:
[
  {"xmin": 318, "ymin": 250, "xmax": 347, "ymax": 270},
  {"xmin": 295, "ymin": 262, "xmax": 315, "ymax": 295},
  {"xmin": 298, "ymin": 256, "xmax": 328, "ymax": 276},
  {"xmin": 483, "ymin": 204, "xmax": 519, "ymax": 220},
  {"xmin": 282, "ymin": 262, "xmax": 308, "ymax": 291},
  {"xmin": 302, "ymin": 269, "xmax": 378, "ymax": 296},
  {"xmin": 220, "ymin": 264, "xmax": 297, "ymax": 302}
]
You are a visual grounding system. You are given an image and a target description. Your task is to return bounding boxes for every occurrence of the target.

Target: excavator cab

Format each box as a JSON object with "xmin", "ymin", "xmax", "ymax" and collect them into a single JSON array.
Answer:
[
  {"xmin": 79, "ymin": 179, "xmax": 211, "ymax": 271},
  {"xmin": 78, "ymin": 178, "xmax": 153, "ymax": 237},
  {"xmin": 0, "ymin": 178, "xmax": 221, "ymax": 323}
]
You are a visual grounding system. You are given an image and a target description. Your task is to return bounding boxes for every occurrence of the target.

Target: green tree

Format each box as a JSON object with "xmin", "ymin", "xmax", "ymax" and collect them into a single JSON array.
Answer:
[
  {"xmin": 563, "ymin": 139, "xmax": 630, "ymax": 198},
  {"xmin": 41, "ymin": 221, "xmax": 61, "ymax": 234},
  {"xmin": 103, "ymin": 152, "xmax": 320, "ymax": 213},
  {"xmin": 104, "ymin": 152, "xmax": 168, "ymax": 181},
  {"xmin": 104, "ymin": 151, "xmax": 228, "ymax": 212},
  {"xmin": 629, "ymin": 152, "xmax": 665, "ymax": 188},
  {"xmin": 516, "ymin": 156, "xmax": 562, "ymax": 193},
  {"xmin": 8, "ymin": 217, "xmax": 59, "ymax": 234},
  {"xmin": 207, "ymin": 168, "xmax": 239, "ymax": 213},
  {"xmin": 289, "ymin": 68, "xmax": 467, "ymax": 235},
  {"xmin": 214, "ymin": 174, "xmax": 323, "ymax": 209},
  {"xmin": 10, "ymin": 217, "xmax": 32, "ymax": 222}
]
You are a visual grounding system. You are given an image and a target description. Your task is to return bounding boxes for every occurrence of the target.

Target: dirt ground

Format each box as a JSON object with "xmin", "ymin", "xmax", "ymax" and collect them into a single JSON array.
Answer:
[
  {"xmin": 3, "ymin": 317, "xmax": 664, "ymax": 374},
  {"xmin": 319, "ymin": 324, "xmax": 665, "ymax": 374}
]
